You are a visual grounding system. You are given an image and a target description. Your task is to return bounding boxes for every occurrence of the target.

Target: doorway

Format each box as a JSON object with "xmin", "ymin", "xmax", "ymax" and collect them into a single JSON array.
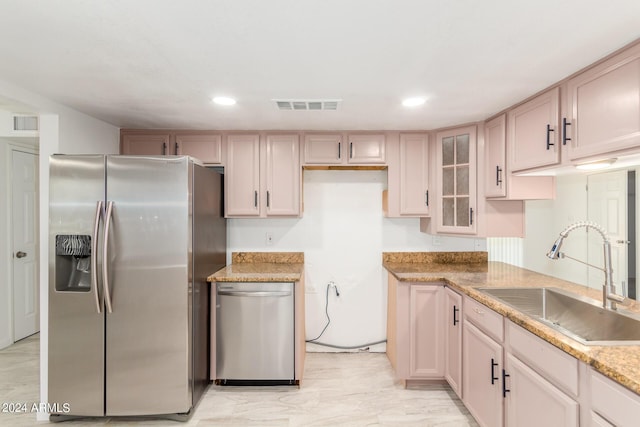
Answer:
[
  {"xmin": 11, "ymin": 148, "xmax": 39, "ymax": 341},
  {"xmin": 587, "ymin": 169, "xmax": 636, "ymax": 300}
]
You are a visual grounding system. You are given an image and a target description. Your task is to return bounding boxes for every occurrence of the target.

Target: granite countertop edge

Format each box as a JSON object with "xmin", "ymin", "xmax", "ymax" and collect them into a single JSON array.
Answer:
[
  {"xmin": 207, "ymin": 262, "xmax": 304, "ymax": 283},
  {"xmin": 383, "ymin": 260, "xmax": 640, "ymax": 396}
]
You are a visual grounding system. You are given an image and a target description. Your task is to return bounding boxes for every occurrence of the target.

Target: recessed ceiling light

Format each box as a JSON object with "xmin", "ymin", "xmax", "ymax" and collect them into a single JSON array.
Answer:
[
  {"xmin": 575, "ymin": 158, "xmax": 617, "ymax": 170},
  {"xmin": 402, "ymin": 97, "xmax": 426, "ymax": 107},
  {"xmin": 212, "ymin": 96, "xmax": 236, "ymax": 106}
]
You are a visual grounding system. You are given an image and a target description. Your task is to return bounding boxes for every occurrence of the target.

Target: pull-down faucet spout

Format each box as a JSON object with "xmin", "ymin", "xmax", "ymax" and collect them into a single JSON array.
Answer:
[{"xmin": 546, "ymin": 221, "xmax": 625, "ymax": 310}]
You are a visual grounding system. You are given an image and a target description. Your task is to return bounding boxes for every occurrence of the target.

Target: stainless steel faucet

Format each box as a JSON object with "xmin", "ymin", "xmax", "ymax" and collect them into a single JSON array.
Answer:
[{"xmin": 546, "ymin": 221, "xmax": 626, "ymax": 310}]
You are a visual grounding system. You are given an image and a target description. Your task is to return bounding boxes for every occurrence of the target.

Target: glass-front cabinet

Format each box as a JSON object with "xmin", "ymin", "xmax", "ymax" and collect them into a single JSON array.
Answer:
[{"xmin": 436, "ymin": 125, "xmax": 477, "ymax": 234}]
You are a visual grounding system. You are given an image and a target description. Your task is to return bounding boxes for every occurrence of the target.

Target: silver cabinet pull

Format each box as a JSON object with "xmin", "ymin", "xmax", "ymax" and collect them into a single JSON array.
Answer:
[
  {"xmin": 92, "ymin": 201, "xmax": 103, "ymax": 314},
  {"xmin": 102, "ymin": 201, "xmax": 114, "ymax": 313}
]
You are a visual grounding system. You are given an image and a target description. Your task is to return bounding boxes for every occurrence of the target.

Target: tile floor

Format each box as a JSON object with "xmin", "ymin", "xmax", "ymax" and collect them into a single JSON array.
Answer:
[{"xmin": 0, "ymin": 334, "xmax": 477, "ymax": 426}]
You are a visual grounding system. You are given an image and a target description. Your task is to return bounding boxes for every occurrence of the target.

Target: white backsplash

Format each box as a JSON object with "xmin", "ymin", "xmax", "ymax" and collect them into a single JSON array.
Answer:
[{"xmin": 227, "ymin": 170, "xmax": 486, "ymax": 351}]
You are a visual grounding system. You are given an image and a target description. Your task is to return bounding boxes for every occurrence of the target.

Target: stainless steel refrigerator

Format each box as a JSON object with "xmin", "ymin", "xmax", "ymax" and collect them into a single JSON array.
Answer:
[{"xmin": 48, "ymin": 155, "xmax": 226, "ymax": 421}]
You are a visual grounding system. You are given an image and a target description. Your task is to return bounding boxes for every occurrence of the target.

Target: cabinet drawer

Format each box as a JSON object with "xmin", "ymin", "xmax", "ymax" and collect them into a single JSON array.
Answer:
[
  {"xmin": 591, "ymin": 370, "xmax": 640, "ymax": 427},
  {"xmin": 464, "ymin": 296, "xmax": 503, "ymax": 343},
  {"xmin": 507, "ymin": 320, "xmax": 578, "ymax": 397}
]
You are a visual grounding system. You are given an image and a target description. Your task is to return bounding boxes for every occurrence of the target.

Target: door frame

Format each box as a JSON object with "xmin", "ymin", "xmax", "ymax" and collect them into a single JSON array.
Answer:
[{"xmin": 0, "ymin": 138, "xmax": 39, "ymax": 349}]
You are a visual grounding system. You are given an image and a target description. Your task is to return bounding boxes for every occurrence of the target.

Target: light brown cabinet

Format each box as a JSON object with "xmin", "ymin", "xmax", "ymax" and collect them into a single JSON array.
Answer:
[
  {"xmin": 444, "ymin": 287, "xmax": 462, "ymax": 399},
  {"xmin": 565, "ymin": 42, "xmax": 640, "ymax": 162},
  {"xmin": 120, "ymin": 131, "xmax": 223, "ymax": 164},
  {"xmin": 303, "ymin": 133, "xmax": 385, "ymax": 165},
  {"xmin": 386, "ymin": 275, "xmax": 444, "ymax": 384},
  {"xmin": 435, "ymin": 125, "xmax": 477, "ymax": 234},
  {"xmin": 508, "ymin": 87, "xmax": 560, "ymax": 172},
  {"xmin": 485, "ymin": 114, "xmax": 555, "ymax": 200},
  {"xmin": 226, "ymin": 134, "xmax": 300, "ymax": 218}
]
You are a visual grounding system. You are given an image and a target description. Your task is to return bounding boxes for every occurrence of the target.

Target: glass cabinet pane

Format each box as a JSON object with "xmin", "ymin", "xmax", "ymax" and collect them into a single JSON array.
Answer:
[
  {"xmin": 456, "ymin": 197, "xmax": 470, "ymax": 226},
  {"xmin": 443, "ymin": 198, "xmax": 455, "ymax": 226},
  {"xmin": 456, "ymin": 166, "xmax": 469, "ymax": 195},
  {"xmin": 456, "ymin": 134, "xmax": 469, "ymax": 164},
  {"xmin": 443, "ymin": 167, "xmax": 455, "ymax": 196},
  {"xmin": 442, "ymin": 137, "xmax": 455, "ymax": 166}
]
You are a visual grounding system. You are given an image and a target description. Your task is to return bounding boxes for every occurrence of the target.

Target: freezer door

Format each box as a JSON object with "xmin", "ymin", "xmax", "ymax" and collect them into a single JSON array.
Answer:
[
  {"xmin": 104, "ymin": 156, "xmax": 191, "ymax": 416},
  {"xmin": 49, "ymin": 155, "xmax": 105, "ymax": 416}
]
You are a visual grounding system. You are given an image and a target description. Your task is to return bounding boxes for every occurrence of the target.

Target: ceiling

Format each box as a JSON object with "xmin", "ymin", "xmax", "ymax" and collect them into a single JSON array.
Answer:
[{"xmin": 0, "ymin": 0, "xmax": 639, "ymax": 131}]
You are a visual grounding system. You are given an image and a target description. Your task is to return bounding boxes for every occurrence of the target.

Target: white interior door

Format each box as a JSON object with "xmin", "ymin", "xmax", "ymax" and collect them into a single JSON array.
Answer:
[
  {"xmin": 587, "ymin": 170, "xmax": 627, "ymax": 295},
  {"xmin": 12, "ymin": 150, "xmax": 39, "ymax": 341}
]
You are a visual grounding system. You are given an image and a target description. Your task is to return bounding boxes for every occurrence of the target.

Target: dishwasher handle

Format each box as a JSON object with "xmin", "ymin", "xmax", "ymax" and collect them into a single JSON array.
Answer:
[{"xmin": 218, "ymin": 290, "xmax": 292, "ymax": 297}]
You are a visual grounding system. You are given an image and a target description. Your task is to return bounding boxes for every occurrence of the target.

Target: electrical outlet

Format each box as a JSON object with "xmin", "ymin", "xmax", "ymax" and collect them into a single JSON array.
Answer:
[{"xmin": 265, "ymin": 232, "xmax": 273, "ymax": 246}]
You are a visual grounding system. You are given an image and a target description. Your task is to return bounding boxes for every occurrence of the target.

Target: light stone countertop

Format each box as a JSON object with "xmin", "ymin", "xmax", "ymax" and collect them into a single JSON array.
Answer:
[
  {"xmin": 207, "ymin": 252, "xmax": 304, "ymax": 282},
  {"xmin": 383, "ymin": 257, "xmax": 640, "ymax": 396}
]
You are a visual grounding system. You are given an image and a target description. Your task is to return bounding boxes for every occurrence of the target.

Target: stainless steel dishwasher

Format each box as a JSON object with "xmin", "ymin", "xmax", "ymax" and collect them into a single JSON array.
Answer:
[{"xmin": 216, "ymin": 282, "xmax": 295, "ymax": 385}]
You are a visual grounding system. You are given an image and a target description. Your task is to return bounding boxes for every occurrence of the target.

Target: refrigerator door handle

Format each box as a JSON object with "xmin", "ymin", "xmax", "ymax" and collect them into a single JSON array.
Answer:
[
  {"xmin": 91, "ymin": 200, "xmax": 103, "ymax": 313},
  {"xmin": 102, "ymin": 201, "xmax": 114, "ymax": 313}
]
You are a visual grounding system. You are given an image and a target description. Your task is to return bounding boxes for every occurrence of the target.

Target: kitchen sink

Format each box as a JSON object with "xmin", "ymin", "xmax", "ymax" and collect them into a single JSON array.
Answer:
[{"xmin": 477, "ymin": 287, "xmax": 640, "ymax": 346}]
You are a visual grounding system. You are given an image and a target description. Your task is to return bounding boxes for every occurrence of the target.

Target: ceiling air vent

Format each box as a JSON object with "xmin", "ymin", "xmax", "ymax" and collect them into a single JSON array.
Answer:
[
  {"xmin": 13, "ymin": 114, "xmax": 39, "ymax": 131},
  {"xmin": 274, "ymin": 99, "xmax": 341, "ymax": 111}
]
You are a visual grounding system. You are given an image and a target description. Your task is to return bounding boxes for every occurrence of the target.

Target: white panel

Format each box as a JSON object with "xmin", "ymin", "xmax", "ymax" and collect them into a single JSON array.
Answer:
[
  {"xmin": 487, "ymin": 237, "xmax": 523, "ymax": 267},
  {"xmin": 228, "ymin": 170, "xmax": 483, "ymax": 350}
]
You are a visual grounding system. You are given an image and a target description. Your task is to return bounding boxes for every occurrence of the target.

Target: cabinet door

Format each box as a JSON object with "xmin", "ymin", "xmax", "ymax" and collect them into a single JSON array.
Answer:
[
  {"xmin": 175, "ymin": 134, "xmax": 222, "ymax": 164},
  {"xmin": 436, "ymin": 125, "xmax": 477, "ymax": 234},
  {"xmin": 463, "ymin": 321, "xmax": 503, "ymax": 427},
  {"xmin": 265, "ymin": 135, "xmax": 300, "ymax": 216},
  {"xmin": 508, "ymin": 87, "xmax": 560, "ymax": 172},
  {"xmin": 399, "ymin": 134, "xmax": 430, "ymax": 215},
  {"xmin": 226, "ymin": 135, "xmax": 260, "ymax": 217},
  {"xmin": 444, "ymin": 287, "xmax": 462, "ymax": 398},
  {"xmin": 121, "ymin": 133, "xmax": 170, "ymax": 155},
  {"xmin": 505, "ymin": 354, "xmax": 578, "ymax": 427},
  {"xmin": 347, "ymin": 134, "xmax": 386, "ymax": 164},
  {"xmin": 566, "ymin": 43, "xmax": 640, "ymax": 160},
  {"xmin": 409, "ymin": 285, "xmax": 443, "ymax": 378},
  {"xmin": 485, "ymin": 115, "xmax": 507, "ymax": 198},
  {"xmin": 303, "ymin": 134, "xmax": 342, "ymax": 164}
]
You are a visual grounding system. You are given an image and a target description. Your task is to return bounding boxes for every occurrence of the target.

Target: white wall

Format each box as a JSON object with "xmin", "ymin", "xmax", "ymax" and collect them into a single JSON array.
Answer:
[
  {"xmin": 228, "ymin": 170, "xmax": 486, "ymax": 351},
  {"xmin": 0, "ymin": 77, "xmax": 119, "ymax": 420},
  {"xmin": 522, "ymin": 174, "xmax": 590, "ymax": 285}
]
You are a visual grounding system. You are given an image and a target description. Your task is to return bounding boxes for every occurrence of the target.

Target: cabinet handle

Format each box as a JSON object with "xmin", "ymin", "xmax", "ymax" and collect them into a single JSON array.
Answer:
[
  {"xmin": 562, "ymin": 118, "xmax": 571, "ymax": 146},
  {"xmin": 254, "ymin": 190, "xmax": 258, "ymax": 208},
  {"xmin": 496, "ymin": 165, "xmax": 503, "ymax": 186},
  {"xmin": 491, "ymin": 358, "xmax": 499, "ymax": 385},
  {"xmin": 425, "ymin": 190, "xmax": 429, "ymax": 207},
  {"xmin": 546, "ymin": 124, "xmax": 555, "ymax": 150},
  {"xmin": 453, "ymin": 305, "xmax": 459, "ymax": 326},
  {"xmin": 502, "ymin": 369, "xmax": 511, "ymax": 397},
  {"xmin": 175, "ymin": 141, "xmax": 180, "ymax": 155},
  {"xmin": 470, "ymin": 207, "xmax": 474, "ymax": 226},
  {"xmin": 474, "ymin": 307, "xmax": 485, "ymax": 315},
  {"xmin": 162, "ymin": 142, "xmax": 167, "ymax": 155},
  {"xmin": 266, "ymin": 190, "xmax": 270, "ymax": 208},
  {"xmin": 338, "ymin": 142, "xmax": 341, "ymax": 159},
  {"xmin": 350, "ymin": 142, "xmax": 354, "ymax": 158}
]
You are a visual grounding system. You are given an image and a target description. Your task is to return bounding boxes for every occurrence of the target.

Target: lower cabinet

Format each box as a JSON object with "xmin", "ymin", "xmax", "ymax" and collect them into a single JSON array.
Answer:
[
  {"xmin": 386, "ymin": 275, "xmax": 444, "ymax": 383},
  {"xmin": 504, "ymin": 353, "xmax": 578, "ymax": 427},
  {"xmin": 444, "ymin": 287, "xmax": 462, "ymax": 398},
  {"xmin": 463, "ymin": 319, "xmax": 504, "ymax": 427},
  {"xmin": 462, "ymin": 296, "xmax": 580, "ymax": 427}
]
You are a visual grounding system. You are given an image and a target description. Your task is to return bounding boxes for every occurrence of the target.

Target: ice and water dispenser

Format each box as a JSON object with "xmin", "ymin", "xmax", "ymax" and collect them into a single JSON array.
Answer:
[{"xmin": 55, "ymin": 235, "xmax": 92, "ymax": 292}]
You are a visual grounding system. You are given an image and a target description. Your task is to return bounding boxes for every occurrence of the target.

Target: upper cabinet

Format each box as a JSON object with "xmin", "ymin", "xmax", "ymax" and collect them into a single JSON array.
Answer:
[
  {"xmin": 508, "ymin": 87, "xmax": 561, "ymax": 172},
  {"xmin": 303, "ymin": 133, "xmax": 385, "ymax": 165},
  {"xmin": 120, "ymin": 130, "xmax": 223, "ymax": 165},
  {"xmin": 565, "ymin": 42, "xmax": 640, "ymax": 161},
  {"xmin": 226, "ymin": 134, "xmax": 301, "ymax": 218},
  {"xmin": 399, "ymin": 134, "xmax": 430, "ymax": 216},
  {"xmin": 485, "ymin": 114, "xmax": 555, "ymax": 200},
  {"xmin": 484, "ymin": 115, "xmax": 507, "ymax": 198},
  {"xmin": 174, "ymin": 133, "xmax": 222, "ymax": 164},
  {"xmin": 121, "ymin": 132, "xmax": 171, "ymax": 156},
  {"xmin": 435, "ymin": 125, "xmax": 477, "ymax": 234}
]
